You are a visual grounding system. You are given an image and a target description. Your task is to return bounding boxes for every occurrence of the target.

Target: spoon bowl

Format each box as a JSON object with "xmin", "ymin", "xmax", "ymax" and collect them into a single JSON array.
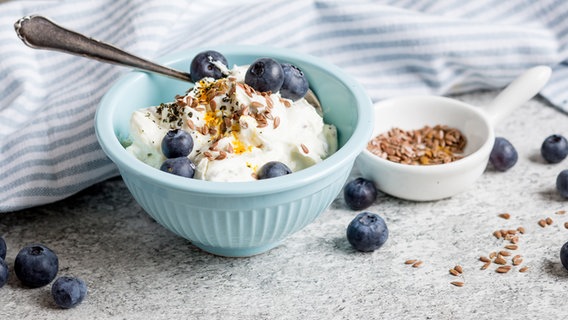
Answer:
[{"xmin": 356, "ymin": 65, "xmax": 551, "ymax": 201}]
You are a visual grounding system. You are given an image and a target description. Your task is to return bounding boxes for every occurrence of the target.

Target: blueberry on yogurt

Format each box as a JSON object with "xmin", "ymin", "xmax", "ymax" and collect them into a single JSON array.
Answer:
[
  {"xmin": 14, "ymin": 244, "xmax": 59, "ymax": 288},
  {"xmin": 245, "ymin": 58, "xmax": 284, "ymax": 93},
  {"xmin": 0, "ymin": 258, "xmax": 8, "ymax": 288},
  {"xmin": 160, "ymin": 157, "xmax": 196, "ymax": 178},
  {"xmin": 257, "ymin": 161, "xmax": 292, "ymax": 179},
  {"xmin": 161, "ymin": 129, "xmax": 193, "ymax": 158},
  {"xmin": 190, "ymin": 50, "xmax": 228, "ymax": 82},
  {"xmin": 0, "ymin": 236, "xmax": 6, "ymax": 260},
  {"xmin": 557, "ymin": 169, "xmax": 568, "ymax": 199},
  {"xmin": 280, "ymin": 63, "xmax": 309, "ymax": 101}
]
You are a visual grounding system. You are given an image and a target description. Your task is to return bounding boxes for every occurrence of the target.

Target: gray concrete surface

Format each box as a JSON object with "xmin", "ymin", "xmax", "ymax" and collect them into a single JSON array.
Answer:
[{"xmin": 0, "ymin": 91, "xmax": 567, "ymax": 319}]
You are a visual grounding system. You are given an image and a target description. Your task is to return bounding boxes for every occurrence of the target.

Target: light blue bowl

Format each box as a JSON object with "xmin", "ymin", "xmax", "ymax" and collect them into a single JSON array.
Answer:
[{"xmin": 95, "ymin": 45, "xmax": 373, "ymax": 257}]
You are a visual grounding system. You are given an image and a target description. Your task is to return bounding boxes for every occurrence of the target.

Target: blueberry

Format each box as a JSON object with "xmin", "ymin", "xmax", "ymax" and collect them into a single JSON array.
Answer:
[
  {"xmin": 257, "ymin": 161, "xmax": 292, "ymax": 179},
  {"xmin": 489, "ymin": 137, "xmax": 518, "ymax": 171},
  {"xmin": 0, "ymin": 236, "xmax": 6, "ymax": 260},
  {"xmin": 557, "ymin": 169, "xmax": 568, "ymax": 199},
  {"xmin": 561, "ymin": 241, "xmax": 568, "ymax": 271},
  {"xmin": 161, "ymin": 129, "xmax": 194, "ymax": 158},
  {"xmin": 160, "ymin": 157, "xmax": 196, "ymax": 178},
  {"xmin": 280, "ymin": 63, "xmax": 309, "ymax": 101},
  {"xmin": 0, "ymin": 258, "xmax": 8, "ymax": 288},
  {"xmin": 541, "ymin": 134, "xmax": 568, "ymax": 164},
  {"xmin": 51, "ymin": 276, "xmax": 87, "ymax": 309},
  {"xmin": 346, "ymin": 212, "xmax": 389, "ymax": 252},
  {"xmin": 14, "ymin": 244, "xmax": 59, "ymax": 288},
  {"xmin": 190, "ymin": 50, "xmax": 228, "ymax": 82},
  {"xmin": 245, "ymin": 58, "xmax": 284, "ymax": 93},
  {"xmin": 343, "ymin": 178, "xmax": 377, "ymax": 210}
]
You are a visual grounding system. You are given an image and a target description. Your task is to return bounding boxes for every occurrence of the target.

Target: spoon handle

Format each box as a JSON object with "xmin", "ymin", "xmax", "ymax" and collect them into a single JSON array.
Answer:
[{"xmin": 14, "ymin": 15, "xmax": 192, "ymax": 82}]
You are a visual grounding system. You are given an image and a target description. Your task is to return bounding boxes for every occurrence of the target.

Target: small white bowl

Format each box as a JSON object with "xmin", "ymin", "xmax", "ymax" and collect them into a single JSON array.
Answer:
[{"xmin": 356, "ymin": 66, "xmax": 551, "ymax": 201}]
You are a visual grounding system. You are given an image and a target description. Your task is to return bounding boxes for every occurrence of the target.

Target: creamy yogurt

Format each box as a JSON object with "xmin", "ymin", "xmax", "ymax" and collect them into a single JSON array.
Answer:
[{"xmin": 126, "ymin": 65, "xmax": 337, "ymax": 181}]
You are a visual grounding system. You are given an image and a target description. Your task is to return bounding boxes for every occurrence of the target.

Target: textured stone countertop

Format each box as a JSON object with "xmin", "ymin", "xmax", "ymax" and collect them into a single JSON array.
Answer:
[{"xmin": 1, "ymin": 91, "xmax": 567, "ymax": 319}]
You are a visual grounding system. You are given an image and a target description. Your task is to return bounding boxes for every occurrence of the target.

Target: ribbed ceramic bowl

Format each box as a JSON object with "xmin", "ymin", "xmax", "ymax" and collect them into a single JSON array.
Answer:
[{"xmin": 95, "ymin": 45, "xmax": 373, "ymax": 257}]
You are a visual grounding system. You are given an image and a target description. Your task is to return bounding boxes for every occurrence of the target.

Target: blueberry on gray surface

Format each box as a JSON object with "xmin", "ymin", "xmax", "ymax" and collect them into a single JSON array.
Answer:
[
  {"xmin": 561, "ymin": 241, "xmax": 568, "ymax": 271},
  {"xmin": 190, "ymin": 50, "xmax": 228, "ymax": 82},
  {"xmin": 489, "ymin": 137, "xmax": 518, "ymax": 171},
  {"xmin": 14, "ymin": 244, "xmax": 59, "ymax": 288},
  {"xmin": 343, "ymin": 178, "xmax": 377, "ymax": 210},
  {"xmin": 0, "ymin": 236, "xmax": 5, "ymax": 260},
  {"xmin": 51, "ymin": 276, "xmax": 87, "ymax": 309},
  {"xmin": 346, "ymin": 212, "xmax": 389, "ymax": 252},
  {"xmin": 257, "ymin": 161, "xmax": 292, "ymax": 179},
  {"xmin": 0, "ymin": 258, "xmax": 8, "ymax": 288},
  {"xmin": 280, "ymin": 63, "xmax": 309, "ymax": 101},
  {"xmin": 161, "ymin": 129, "xmax": 194, "ymax": 158},
  {"xmin": 557, "ymin": 169, "xmax": 568, "ymax": 199},
  {"xmin": 160, "ymin": 157, "xmax": 196, "ymax": 178},
  {"xmin": 245, "ymin": 58, "xmax": 284, "ymax": 93},
  {"xmin": 541, "ymin": 134, "xmax": 568, "ymax": 164}
]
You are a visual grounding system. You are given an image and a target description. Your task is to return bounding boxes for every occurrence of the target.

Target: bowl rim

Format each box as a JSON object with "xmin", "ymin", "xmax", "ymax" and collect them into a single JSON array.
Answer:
[
  {"xmin": 358, "ymin": 95, "xmax": 495, "ymax": 174},
  {"xmin": 95, "ymin": 45, "xmax": 374, "ymax": 196}
]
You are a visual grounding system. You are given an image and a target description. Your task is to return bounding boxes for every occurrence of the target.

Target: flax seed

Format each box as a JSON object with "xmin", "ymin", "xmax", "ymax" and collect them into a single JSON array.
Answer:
[
  {"xmin": 301, "ymin": 144, "xmax": 309, "ymax": 154},
  {"xmin": 564, "ymin": 222, "xmax": 568, "ymax": 229},
  {"xmin": 412, "ymin": 261, "xmax": 423, "ymax": 268},
  {"xmin": 517, "ymin": 226, "xmax": 526, "ymax": 234},
  {"xmin": 496, "ymin": 266, "xmax": 512, "ymax": 273},
  {"xmin": 556, "ymin": 210, "xmax": 566, "ymax": 215},
  {"xmin": 454, "ymin": 265, "xmax": 463, "ymax": 274},
  {"xmin": 481, "ymin": 262, "xmax": 491, "ymax": 270},
  {"xmin": 405, "ymin": 260, "xmax": 417, "ymax": 265},
  {"xmin": 450, "ymin": 281, "xmax": 465, "ymax": 287},
  {"xmin": 519, "ymin": 266, "xmax": 529, "ymax": 273},
  {"xmin": 479, "ymin": 256, "xmax": 491, "ymax": 263},
  {"xmin": 499, "ymin": 250, "xmax": 511, "ymax": 257},
  {"xmin": 546, "ymin": 217, "xmax": 553, "ymax": 225},
  {"xmin": 493, "ymin": 230, "xmax": 503, "ymax": 239},
  {"xmin": 510, "ymin": 236, "xmax": 519, "ymax": 244},
  {"xmin": 489, "ymin": 252, "xmax": 497, "ymax": 259},
  {"xmin": 250, "ymin": 101, "xmax": 264, "ymax": 109},
  {"xmin": 273, "ymin": 116, "xmax": 280, "ymax": 129},
  {"xmin": 449, "ymin": 268, "xmax": 460, "ymax": 276},
  {"xmin": 538, "ymin": 219, "xmax": 547, "ymax": 228},
  {"xmin": 504, "ymin": 244, "xmax": 518, "ymax": 250},
  {"xmin": 499, "ymin": 213, "xmax": 511, "ymax": 219},
  {"xmin": 494, "ymin": 256, "xmax": 507, "ymax": 265},
  {"xmin": 512, "ymin": 255, "xmax": 523, "ymax": 266}
]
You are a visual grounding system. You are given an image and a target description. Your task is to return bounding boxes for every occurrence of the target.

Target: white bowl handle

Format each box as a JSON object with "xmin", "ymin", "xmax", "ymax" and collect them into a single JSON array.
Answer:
[{"xmin": 485, "ymin": 65, "xmax": 552, "ymax": 125}]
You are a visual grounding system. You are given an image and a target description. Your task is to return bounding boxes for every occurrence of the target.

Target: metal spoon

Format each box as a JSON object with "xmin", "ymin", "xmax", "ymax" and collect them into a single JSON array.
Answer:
[{"xmin": 13, "ymin": 15, "xmax": 322, "ymax": 112}]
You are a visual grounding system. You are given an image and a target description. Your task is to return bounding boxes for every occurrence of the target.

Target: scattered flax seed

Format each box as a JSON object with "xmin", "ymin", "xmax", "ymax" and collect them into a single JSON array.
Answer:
[
  {"xmin": 496, "ymin": 266, "xmax": 512, "ymax": 273},
  {"xmin": 556, "ymin": 210, "xmax": 566, "ymax": 215},
  {"xmin": 449, "ymin": 268, "xmax": 460, "ymax": 276},
  {"xmin": 564, "ymin": 222, "xmax": 568, "ymax": 229},
  {"xmin": 273, "ymin": 116, "xmax": 280, "ymax": 129},
  {"xmin": 450, "ymin": 281, "xmax": 465, "ymax": 287},
  {"xmin": 510, "ymin": 236, "xmax": 519, "ymax": 244},
  {"xmin": 300, "ymin": 144, "xmax": 310, "ymax": 154},
  {"xmin": 481, "ymin": 262, "xmax": 491, "ymax": 270},
  {"xmin": 494, "ymin": 256, "xmax": 507, "ymax": 265},
  {"xmin": 499, "ymin": 250, "xmax": 511, "ymax": 257},
  {"xmin": 489, "ymin": 252, "xmax": 497, "ymax": 259},
  {"xmin": 412, "ymin": 261, "xmax": 424, "ymax": 268},
  {"xmin": 512, "ymin": 255, "xmax": 523, "ymax": 266},
  {"xmin": 504, "ymin": 244, "xmax": 518, "ymax": 250},
  {"xmin": 404, "ymin": 259, "xmax": 417, "ymax": 265},
  {"xmin": 493, "ymin": 230, "xmax": 503, "ymax": 239},
  {"xmin": 517, "ymin": 226, "xmax": 526, "ymax": 234},
  {"xmin": 499, "ymin": 213, "xmax": 511, "ymax": 219},
  {"xmin": 479, "ymin": 256, "xmax": 491, "ymax": 263},
  {"xmin": 454, "ymin": 265, "xmax": 463, "ymax": 274},
  {"xmin": 507, "ymin": 229, "xmax": 517, "ymax": 235},
  {"xmin": 546, "ymin": 217, "xmax": 553, "ymax": 225},
  {"xmin": 519, "ymin": 266, "xmax": 529, "ymax": 273},
  {"xmin": 538, "ymin": 219, "xmax": 547, "ymax": 228}
]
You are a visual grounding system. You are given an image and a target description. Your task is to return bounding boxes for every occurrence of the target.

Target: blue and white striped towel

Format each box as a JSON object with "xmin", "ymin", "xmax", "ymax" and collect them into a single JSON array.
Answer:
[{"xmin": 1, "ymin": 0, "xmax": 568, "ymax": 212}]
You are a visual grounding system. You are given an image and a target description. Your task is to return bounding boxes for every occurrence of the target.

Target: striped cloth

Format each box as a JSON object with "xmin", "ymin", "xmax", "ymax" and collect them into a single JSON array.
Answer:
[{"xmin": 1, "ymin": 0, "xmax": 567, "ymax": 212}]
